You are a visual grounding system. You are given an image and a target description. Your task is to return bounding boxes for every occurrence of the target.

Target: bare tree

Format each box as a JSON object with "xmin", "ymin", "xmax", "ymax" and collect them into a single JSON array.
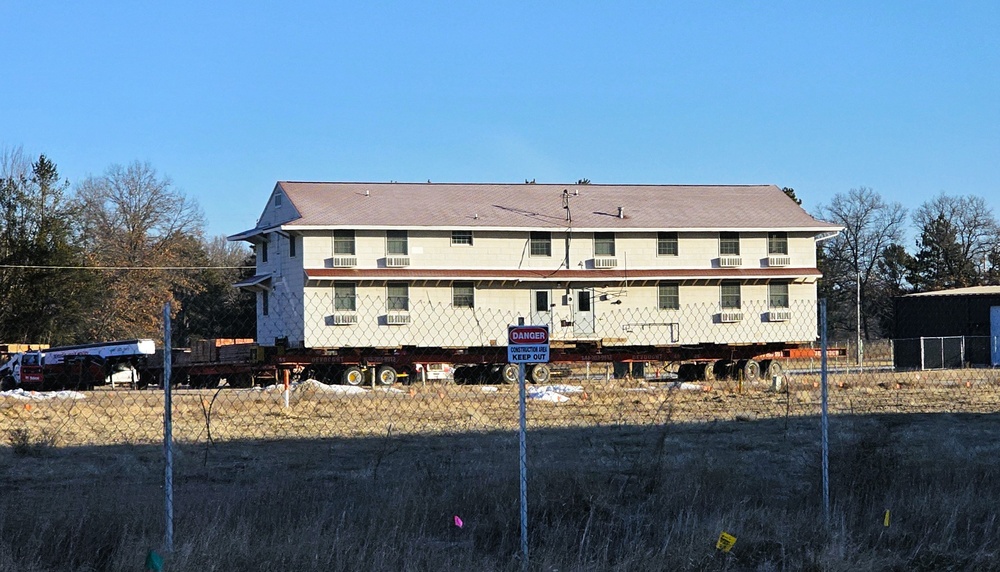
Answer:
[
  {"xmin": 815, "ymin": 187, "xmax": 907, "ymax": 340},
  {"xmin": 75, "ymin": 161, "xmax": 205, "ymax": 339},
  {"xmin": 910, "ymin": 193, "xmax": 1000, "ymax": 290}
]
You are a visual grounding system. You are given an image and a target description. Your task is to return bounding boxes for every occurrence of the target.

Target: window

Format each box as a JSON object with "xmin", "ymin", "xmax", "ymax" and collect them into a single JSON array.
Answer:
[
  {"xmin": 769, "ymin": 283, "xmax": 789, "ymax": 308},
  {"xmin": 274, "ymin": 193, "xmax": 282, "ymax": 207},
  {"xmin": 768, "ymin": 232, "xmax": 788, "ymax": 255},
  {"xmin": 534, "ymin": 290, "xmax": 550, "ymax": 312},
  {"xmin": 387, "ymin": 283, "xmax": 409, "ymax": 311},
  {"xmin": 594, "ymin": 232, "xmax": 615, "ymax": 256},
  {"xmin": 451, "ymin": 231, "xmax": 473, "ymax": 246},
  {"xmin": 720, "ymin": 233, "xmax": 740, "ymax": 256},
  {"xmin": 387, "ymin": 230, "xmax": 408, "ymax": 255},
  {"xmin": 658, "ymin": 283, "xmax": 679, "ymax": 310},
  {"xmin": 452, "ymin": 282, "xmax": 474, "ymax": 308},
  {"xmin": 334, "ymin": 230, "xmax": 355, "ymax": 255},
  {"xmin": 578, "ymin": 290, "xmax": 591, "ymax": 312},
  {"xmin": 260, "ymin": 239, "xmax": 269, "ymax": 263},
  {"xmin": 261, "ymin": 291, "xmax": 269, "ymax": 316},
  {"xmin": 530, "ymin": 232, "xmax": 551, "ymax": 257},
  {"xmin": 657, "ymin": 232, "xmax": 678, "ymax": 256},
  {"xmin": 288, "ymin": 235, "xmax": 297, "ymax": 258},
  {"xmin": 334, "ymin": 282, "xmax": 356, "ymax": 311},
  {"xmin": 720, "ymin": 282, "xmax": 741, "ymax": 309}
]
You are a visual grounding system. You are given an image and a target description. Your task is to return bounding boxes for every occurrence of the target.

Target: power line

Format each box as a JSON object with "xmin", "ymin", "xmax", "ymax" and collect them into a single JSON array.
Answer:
[{"xmin": 0, "ymin": 264, "xmax": 254, "ymax": 270}]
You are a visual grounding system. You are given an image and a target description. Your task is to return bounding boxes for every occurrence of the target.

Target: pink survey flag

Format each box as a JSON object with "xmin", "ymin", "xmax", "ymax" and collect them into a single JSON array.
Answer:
[{"xmin": 454, "ymin": 515, "xmax": 464, "ymax": 528}]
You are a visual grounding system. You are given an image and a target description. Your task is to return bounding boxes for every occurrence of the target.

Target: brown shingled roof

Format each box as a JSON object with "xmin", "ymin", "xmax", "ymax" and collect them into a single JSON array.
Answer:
[{"xmin": 268, "ymin": 182, "xmax": 838, "ymax": 231}]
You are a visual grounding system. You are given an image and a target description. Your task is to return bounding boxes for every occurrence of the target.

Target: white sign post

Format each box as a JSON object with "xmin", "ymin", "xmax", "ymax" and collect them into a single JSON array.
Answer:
[{"xmin": 507, "ymin": 325, "xmax": 549, "ymax": 571}]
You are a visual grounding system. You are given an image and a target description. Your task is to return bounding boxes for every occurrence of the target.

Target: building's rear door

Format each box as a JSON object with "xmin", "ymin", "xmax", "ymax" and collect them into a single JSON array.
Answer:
[
  {"xmin": 992, "ymin": 306, "xmax": 1000, "ymax": 367},
  {"xmin": 574, "ymin": 288, "xmax": 595, "ymax": 335},
  {"xmin": 530, "ymin": 290, "xmax": 551, "ymax": 326}
]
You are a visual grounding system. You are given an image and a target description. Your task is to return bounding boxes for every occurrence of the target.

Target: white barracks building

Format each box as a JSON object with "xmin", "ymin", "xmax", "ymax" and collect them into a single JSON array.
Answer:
[{"xmin": 229, "ymin": 182, "xmax": 840, "ymax": 351}]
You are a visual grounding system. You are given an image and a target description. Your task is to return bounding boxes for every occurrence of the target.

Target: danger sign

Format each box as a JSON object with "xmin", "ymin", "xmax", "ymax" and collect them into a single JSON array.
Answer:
[{"xmin": 507, "ymin": 325, "xmax": 550, "ymax": 364}]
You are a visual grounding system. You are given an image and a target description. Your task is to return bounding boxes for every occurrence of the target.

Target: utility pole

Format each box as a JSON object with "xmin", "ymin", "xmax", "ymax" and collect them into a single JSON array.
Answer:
[{"xmin": 856, "ymin": 271, "xmax": 863, "ymax": 367}]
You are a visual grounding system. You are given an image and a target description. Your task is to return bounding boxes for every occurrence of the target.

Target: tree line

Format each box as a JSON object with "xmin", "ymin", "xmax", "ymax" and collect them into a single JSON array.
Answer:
[
  {"xmin": 4, "ymin": 146, "xmax": 993, "ymax": 347},
  {"xmin": 813, "ymin": 186, "xmax": 1000, "ymax": 341},
  {"xmin": 0, "ymin": 147, "xmax": 254, "ymax": 346}
]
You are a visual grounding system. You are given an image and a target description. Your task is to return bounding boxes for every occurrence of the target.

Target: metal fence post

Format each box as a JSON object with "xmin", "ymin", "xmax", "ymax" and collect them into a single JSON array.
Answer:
[
  {"xmin": 163, "ymin": 303, "xmax": 174, "ymax": 553},
  {"xmin": 518, "ymin": 363, "xmax": 529, "ymax": 572},
  {"xmin": 820, "ymin": 298, "xmax": 830, "ymax": 526}
]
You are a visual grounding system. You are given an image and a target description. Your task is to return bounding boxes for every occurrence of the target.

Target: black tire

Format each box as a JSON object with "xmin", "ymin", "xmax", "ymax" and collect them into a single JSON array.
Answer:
[
  {"xmin": 342, "ymin": 366, "xmax": 364, "ymax": 386},
  {"xmin": 676, "ymin": 363, "xmax": 697, "ymax": 381},
  {"xmin": 529, "ymin": 364, "xmax": 551, "ymax": 384},
  {"xmin": 376, "ymin": 365, "xmax": 397, "ymax": 386},
  {"xmin": 713, "ymin": 360, "xmax": 735, "ymax": 381},
  {"xmin": 1, "ymin": 375, "xmax": 16, "ymax": 391}
]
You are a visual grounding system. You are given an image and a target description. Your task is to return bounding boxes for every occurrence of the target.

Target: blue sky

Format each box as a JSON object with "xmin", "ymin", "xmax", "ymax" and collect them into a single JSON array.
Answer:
[{"xmin": 2, "ymin": 2, "xmax": 998, "ymax": 239}]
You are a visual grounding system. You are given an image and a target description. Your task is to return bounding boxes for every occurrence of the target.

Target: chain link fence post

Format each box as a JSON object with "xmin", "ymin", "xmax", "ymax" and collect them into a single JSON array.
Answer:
[
  {"xmin": 820, "ymin": 298, "xmax": 830, "ymax": 527},
  {"xmin": 163, "ymin": 303, "xmax": 174, "ymax": 554}
]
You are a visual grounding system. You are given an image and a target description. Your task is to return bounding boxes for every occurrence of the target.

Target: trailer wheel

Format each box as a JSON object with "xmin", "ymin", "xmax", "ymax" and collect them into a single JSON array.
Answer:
[
  {"xmin": 738, "ymin": 359, "xmax": 760, "ymax": 383},
  {"xmin": 713, "ymin": 360, "xmax": 735, "ymax": 381},
  {"xmin": 1, "ymin": 375, "xmax": 15, "ymax": 391},
  {"xmin": 762, "ymin": 360, "xmax": 783, "ymax": 380},
  {"xmin": 699, "ymin": 361, "xmax": 716, "ymax": 382},
  {"xmin": 501, "ymin": 364, "xmax": 519, "ymax": 384},
  {"xmin": 343, "ymin": 366, "xmax": 364, "ymax": 386},
  {"xmin": 529, "ymin": 364, "xmax": 551, "ymax": 384},
  {"xmin": 676, "ymin": 363, "xmax": 696, "ymax": 381},
  {"xmin": 376, "ymin": 366, "xmax": 397, "ymax": 386}
]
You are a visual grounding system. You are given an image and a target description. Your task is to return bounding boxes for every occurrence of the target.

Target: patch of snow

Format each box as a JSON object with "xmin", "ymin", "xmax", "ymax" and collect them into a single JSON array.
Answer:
[{"xmin": 0, "ymin": 388, "xmax": 86, "ymax": 400}]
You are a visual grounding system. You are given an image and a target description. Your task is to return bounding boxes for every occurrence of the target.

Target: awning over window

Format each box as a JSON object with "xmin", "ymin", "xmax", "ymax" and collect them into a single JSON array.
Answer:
[{"xmin": 232, "ymin": 274, "xmax": 272, "ymax": 291}]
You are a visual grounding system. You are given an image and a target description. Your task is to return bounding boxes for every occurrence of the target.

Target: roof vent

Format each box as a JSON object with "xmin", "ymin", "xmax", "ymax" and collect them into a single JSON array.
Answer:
[
  {"xmin": 617, "ymin": 206, "xmax": 624, "ymax": 219},
  {"xmin": 365, "ymin": 190, "xmax": 370, "ymax": 197}
]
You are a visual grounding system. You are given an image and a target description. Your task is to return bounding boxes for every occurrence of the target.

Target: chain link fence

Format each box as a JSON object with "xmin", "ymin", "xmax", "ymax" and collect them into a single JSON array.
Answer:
[
  {"xmin": 3, "ymin": 295, "xmax": 997, "ymax": 445},
  {"xmin": 2, "ymin": 289, "xmax": 1000, "ymax": 570}
]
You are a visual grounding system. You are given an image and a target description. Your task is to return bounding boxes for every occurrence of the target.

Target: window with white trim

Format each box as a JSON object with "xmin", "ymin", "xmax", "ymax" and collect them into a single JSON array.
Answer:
[
  {"xmin": 387, "ymin": 231, "xmax": 408, "ymax": 255},
  {"xmin": 334, "ymin": 230, "xmax": 355, "ymax": 255},
  {"xmin": 768, "ymin": 232, "xmax": 788, "ymax": 255},
  {"xmin": 657, "ymin": 232, "xmax": 678, "ymax": 256},
  {"xmin": 334, "ymin": 282, "xmax": 356, "ymax": 311},
  {"xmin": 658, "ymin": 283, "xmax": 679, "ymax": 310},
  {"xmin": 387, "ymin": 282, "xmax": 409, "ymax": 311},
  {"xmin": 451, "ymin": 231, "xmax": 473, "ymax": 246},
  {"xmin": 768, "ymin": 282, "xmax": 789, "ymax": 308},
  {"xmin": 452, "ymin": 282, "xmax": 474, "ymax": 308},
  {"xmin": 720, "ymin": 282, "xmax": 741, "ymax": 309},
  {"xmin": 719, "ymin": 233, "xmax": 740, "ymax": 256},
  {"xmin": 530, "ymin": 232, "xmax": 551, "ymax": 257},
  {"xmin": 594, "ymin": 232, "xmax": 615, "ymax": 256}
]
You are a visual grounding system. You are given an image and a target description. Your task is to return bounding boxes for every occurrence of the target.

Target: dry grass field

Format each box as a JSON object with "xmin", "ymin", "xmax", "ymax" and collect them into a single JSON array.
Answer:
[{"xmin": 3, "ymin": 365, "xmax": 1000, "ymax": 571}]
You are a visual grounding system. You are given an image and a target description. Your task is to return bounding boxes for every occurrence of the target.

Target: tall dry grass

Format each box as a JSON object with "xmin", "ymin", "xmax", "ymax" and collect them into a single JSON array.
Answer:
[{"xmin": 3, "ymin": 412, "xmax": 1000, "ymax": 571}]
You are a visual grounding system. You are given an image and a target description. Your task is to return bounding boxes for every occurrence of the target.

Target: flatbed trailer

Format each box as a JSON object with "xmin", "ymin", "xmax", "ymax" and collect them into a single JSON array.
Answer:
[{"xmin": 130, "ymin": 336, "xmax": 810, "ymax": 390}]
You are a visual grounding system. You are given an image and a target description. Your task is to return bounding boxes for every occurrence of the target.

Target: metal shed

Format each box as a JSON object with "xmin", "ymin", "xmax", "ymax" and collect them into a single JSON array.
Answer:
[{"xmin": 892, "ymin": 286, "xmax": 1000, "ymax": 370}]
